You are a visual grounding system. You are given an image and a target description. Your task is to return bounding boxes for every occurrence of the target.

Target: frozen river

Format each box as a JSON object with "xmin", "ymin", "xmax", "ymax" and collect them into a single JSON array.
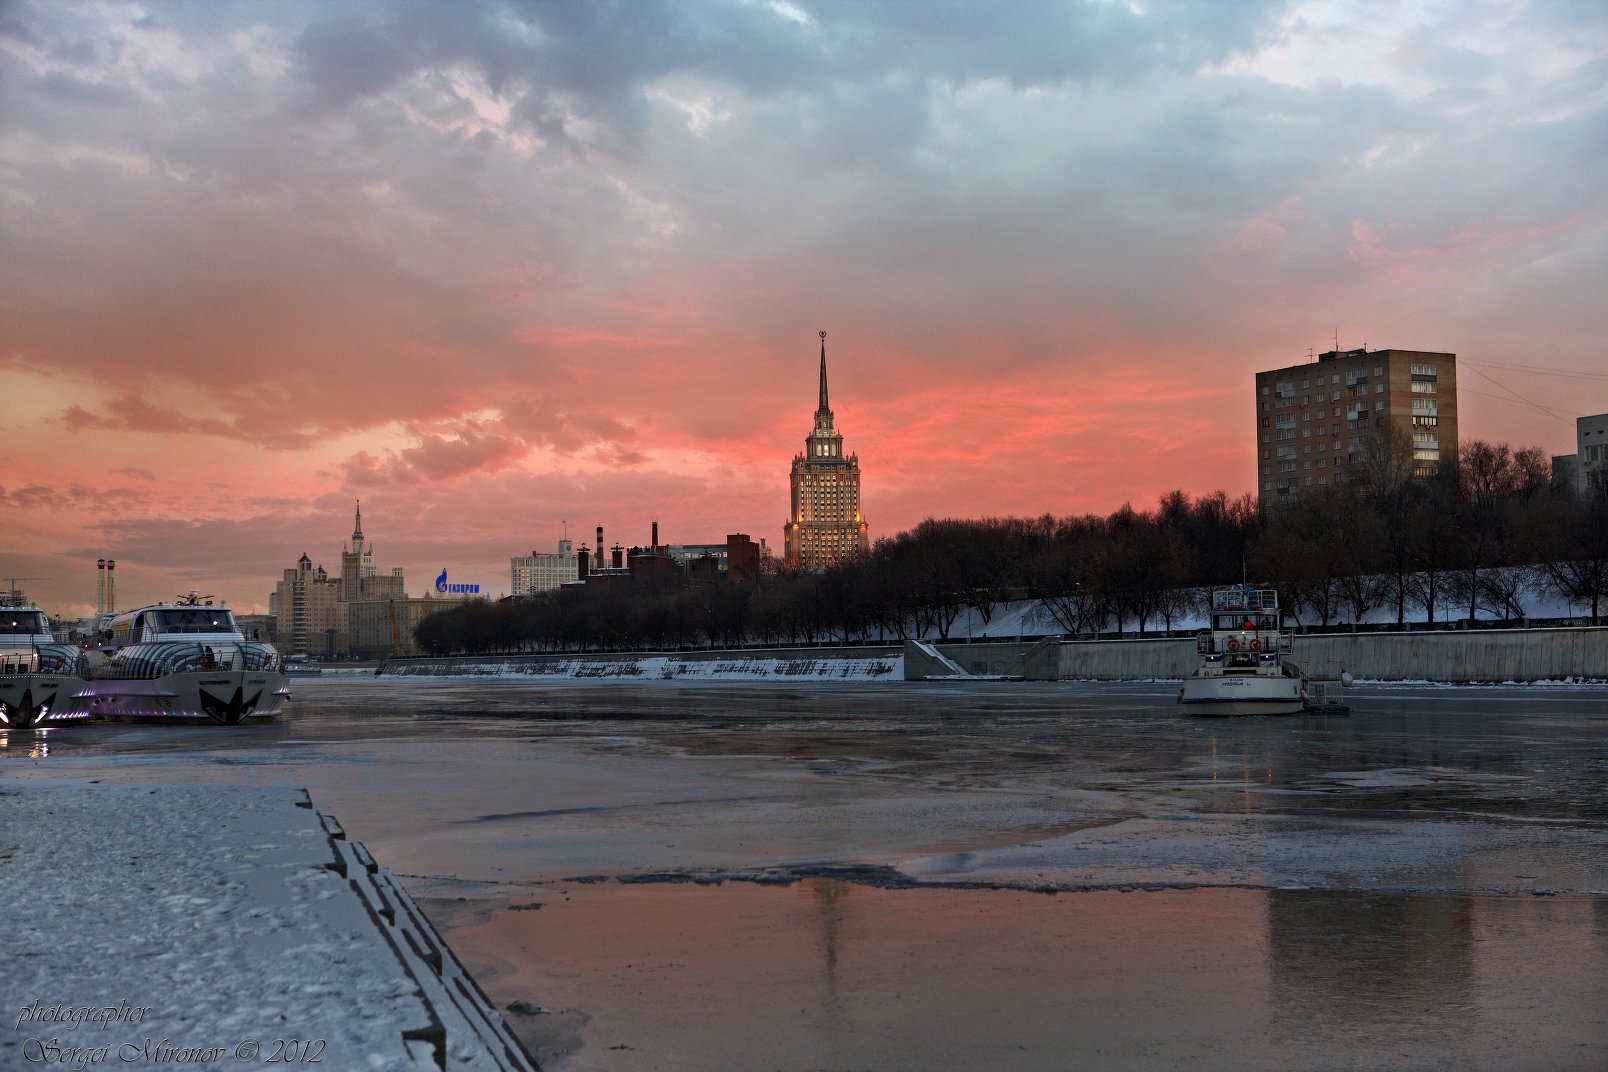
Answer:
[{"xmin": 4, "ymin": 678, "xmax": 1606, "ymax": 1070}]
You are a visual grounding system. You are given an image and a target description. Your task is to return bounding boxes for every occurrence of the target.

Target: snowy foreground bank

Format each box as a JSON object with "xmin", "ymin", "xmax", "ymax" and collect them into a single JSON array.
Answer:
[{"xmin": 0, "ymin": 780, "xmax": 535, "ymax": 1072}]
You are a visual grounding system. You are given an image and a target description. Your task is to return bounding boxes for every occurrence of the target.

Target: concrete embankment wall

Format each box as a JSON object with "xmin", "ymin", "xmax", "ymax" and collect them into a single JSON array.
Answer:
[
  {"xmin": 1051, "ymin": 627, "xmax": 1608, "ymax": 682},
  {"xmin": 384, "ymin": 629, "xmax": 1607, "ymax": 683},
  {"xmin": 1278, "ymin": 627, "xmax": 1608, "ymax": 682},
  {"xmin": 382, "ymin": 645, "xmax": 902, "ymax": 680},
  {"xmin": 908, "ymin": 637, "xmax": 1064, "ymax": 680}
]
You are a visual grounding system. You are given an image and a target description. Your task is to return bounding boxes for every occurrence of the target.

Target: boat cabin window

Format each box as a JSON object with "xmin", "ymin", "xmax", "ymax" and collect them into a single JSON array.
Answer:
[
  {"xmin": 1216, "ymin": 614, "xmax": 1278, "ymax": 631},
  {"xmin": 0, "ymin": 610, "xmax": 46, "ymax": 636},
  {"xmin": 150, "ymin": 609, "xmax": 237, "ymax": 634}
]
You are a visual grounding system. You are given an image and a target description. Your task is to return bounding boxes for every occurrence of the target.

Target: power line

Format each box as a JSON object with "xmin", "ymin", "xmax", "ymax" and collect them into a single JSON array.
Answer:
[
  {"xmin": 1463, "ymin": 358, "xmax": 1608, "ymax": 382},
  {"xmin": 1460, "ymin": 368, "xmax": 1577, "ymax": 426}
]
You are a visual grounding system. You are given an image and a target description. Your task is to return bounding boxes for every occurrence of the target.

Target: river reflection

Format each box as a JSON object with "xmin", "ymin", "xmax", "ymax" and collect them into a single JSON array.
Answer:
[
  {"xmin": 434, "ymin": 880, "xmax": 1608, "ymax": 1072},
  {"xmin": 7, "ymin": 679, "xmax": 1608, "ymax": 1069}
]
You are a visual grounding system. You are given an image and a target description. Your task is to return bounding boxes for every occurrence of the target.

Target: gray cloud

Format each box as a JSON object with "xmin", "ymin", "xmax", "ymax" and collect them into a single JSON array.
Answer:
[{"xmin": 3, "ymin": 0, "xmax": 1605, "ymax": 613}]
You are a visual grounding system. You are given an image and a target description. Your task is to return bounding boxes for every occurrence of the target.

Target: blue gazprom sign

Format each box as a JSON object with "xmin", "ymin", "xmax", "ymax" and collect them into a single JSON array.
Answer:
[{"xmin": 435, "ymin": 568, "xmax": 481, "ymax": 595}]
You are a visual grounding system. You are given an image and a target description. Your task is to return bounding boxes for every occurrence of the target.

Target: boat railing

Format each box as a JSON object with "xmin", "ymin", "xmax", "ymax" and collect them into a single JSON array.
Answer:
[
  {"xmin": 1209, "ymin": 587, "xmax": 1280, "ymax": 613},
  {"xmin": 1, "ymin": 651, "xmax": 41, "ymax": 675},
  {"xmin": 1194, "ymin": 630, "xmax": 1295, "ymax": 656}
]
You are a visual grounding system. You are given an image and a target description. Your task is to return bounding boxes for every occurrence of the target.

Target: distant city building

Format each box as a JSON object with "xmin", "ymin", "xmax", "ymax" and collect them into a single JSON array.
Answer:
[
  {"xmin": 1551, "ymin": 452, "xmax": 1581, "ymax": 495},
  {"xmin": 270, "ymin": 554, "xmax": 345, "ymax": 656},
  {"xmin": 784, "ymin": 332, "xmax": 869, "ymax": 569},
  {"xmin": 1255, "ymin": 347, "xmax": 1459, "ymax": 504},
  {"xmin": 512, "ymin": 539, "xmax": 577, "ymax": 596},
  {"xmin": 347, "ymin": 593, "xmax": 468, "ymax": 659},
  {"xmin": 1577, "ymin": 413, "xmax": 1608, "ymax": 495},
  {"xmin": 270, "ymin": 502, "xmax": 410, "ymax": 656},
  {"xmin": 341, "ymin": 502, "xmax": 405, "ymax": 602},
  {"xmin": 565, "ymin": 528, "xmax": 767, "ymax": 588}
]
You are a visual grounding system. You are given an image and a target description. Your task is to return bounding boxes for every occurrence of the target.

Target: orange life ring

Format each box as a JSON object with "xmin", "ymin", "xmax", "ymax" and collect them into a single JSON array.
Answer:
[
  {"xmin": 1227, "ymin": 638, "xmax": 1240, "ymax": 652},
  {"xmin": 1250, "ymin": 638, "xmax": 1262, "ymax": 652}
]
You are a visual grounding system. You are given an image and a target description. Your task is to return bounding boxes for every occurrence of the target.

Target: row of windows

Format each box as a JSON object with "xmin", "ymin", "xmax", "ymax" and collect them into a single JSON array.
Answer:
[
  {"xmin": 1264, "ymin": 454, "xmax": 1356, "ymax": 475},
  {"xmin": 1262, "ymin": 366, "xmax": 1388, "ymax": 395},
  {"xmin": 1263, "ymin": 382, "xmax": 1388, "ymax": 409},
  {"xmin": 1263, "ymin": 474, "xmax": 1348, "ymax": 492},
  {"xmin": 1267, "ymin": 433, "xmax": 1387, "ymax": 460}
]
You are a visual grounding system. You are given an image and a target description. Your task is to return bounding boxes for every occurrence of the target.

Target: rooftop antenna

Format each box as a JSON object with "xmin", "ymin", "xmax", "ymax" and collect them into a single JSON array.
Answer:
[{"xmin": 1333, "ymin": 326, "xmax": 1340, "ymax": 352}]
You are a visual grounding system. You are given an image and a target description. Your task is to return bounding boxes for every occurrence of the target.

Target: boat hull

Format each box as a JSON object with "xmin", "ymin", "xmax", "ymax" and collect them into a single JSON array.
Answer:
[
  {"xmin": 0, "ymin": 675, "xmax": 90, "ymax": 730},
  {"xmin": 75, "ymin": 670, "xmax": 290, "ymax": 724},
  {"xmin": 1179, "ymin": 673, "xmax": 1304, "ymax": 717}
]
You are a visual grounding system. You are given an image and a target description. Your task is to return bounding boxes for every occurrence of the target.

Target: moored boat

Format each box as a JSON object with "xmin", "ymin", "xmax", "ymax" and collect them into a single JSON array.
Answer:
[
  {"xmin": 77, "ymin": 595, "xmax": 289, "ymax": 724},
  {"xmin": 0, "ymin": 605, "xmax": 88, "ymax": 730},
  {"xmin": 1178, "ymin": 585, "xmax": 1306, "ymax": 716}
]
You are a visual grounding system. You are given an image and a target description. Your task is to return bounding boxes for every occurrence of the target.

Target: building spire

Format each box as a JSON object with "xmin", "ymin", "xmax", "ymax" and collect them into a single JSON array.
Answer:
[
  {"xmin": 353, "ymin": 499, "xmax": 363, "ymax": 540},
  {"xmin": 817, "ymin": 330, "xmax": 830, "ymax": 414}
]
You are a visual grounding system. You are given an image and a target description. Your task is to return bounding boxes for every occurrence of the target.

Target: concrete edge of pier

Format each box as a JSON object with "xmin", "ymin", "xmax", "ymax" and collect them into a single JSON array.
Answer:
[{"xmin": 0, "ymin": 780, "xmax": 538, "ymax": 1072}]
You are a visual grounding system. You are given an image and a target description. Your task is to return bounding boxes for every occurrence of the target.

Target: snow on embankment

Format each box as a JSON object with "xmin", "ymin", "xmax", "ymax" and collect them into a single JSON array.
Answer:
[
  {"xmin": 0, "ymin": 781, "xmax": 535, "ymax": 1071},
  {"xmin": 384, "ymin": 652, "xmax": 902, "ymax": 681}
]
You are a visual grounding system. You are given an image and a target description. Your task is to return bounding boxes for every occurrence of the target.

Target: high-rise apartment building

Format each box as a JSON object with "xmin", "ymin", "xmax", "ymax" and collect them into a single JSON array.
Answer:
[
  {"xmin": 784, "ymin": 332, "xmax": 869, "ymax": 570},
  {"xmin": 1255, "ymin": 347, "xmax": 1458, "ymax": 505},
  {"xmin": 270, "ymin": 553, "xmax": 344, "ymax": 656}
]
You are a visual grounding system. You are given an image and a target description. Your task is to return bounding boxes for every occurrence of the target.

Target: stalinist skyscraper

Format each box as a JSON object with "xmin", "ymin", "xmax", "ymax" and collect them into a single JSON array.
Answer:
[{"xmin": 784, "ymin": 332, "xmax": 869, "ymax": 570}]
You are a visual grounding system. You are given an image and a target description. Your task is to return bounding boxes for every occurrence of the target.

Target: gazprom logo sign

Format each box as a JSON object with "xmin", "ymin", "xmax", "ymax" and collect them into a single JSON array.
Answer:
[{"xmin": 435, "ymin": 568, "xmax": 481, "ymax": 595}]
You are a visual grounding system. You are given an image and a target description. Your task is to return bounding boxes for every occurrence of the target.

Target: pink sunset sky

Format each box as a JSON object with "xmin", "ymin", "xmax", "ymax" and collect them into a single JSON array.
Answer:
[{"xmin": 3, "ymin": 0, "xmax": 1606, "ymax": 616}]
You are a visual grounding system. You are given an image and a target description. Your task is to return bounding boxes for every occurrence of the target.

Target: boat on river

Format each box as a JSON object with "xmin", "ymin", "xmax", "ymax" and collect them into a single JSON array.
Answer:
[
  {"xmin": 0, "ymin": 605, "xmax": 88, "ymax": 730},
  {"xmin": 1178, "ymin": 585, "xmax": 1306, "ymax": 716},
  {"xmin": 77, "ymin": 595, "xmax": 289, "ymax": 724}
]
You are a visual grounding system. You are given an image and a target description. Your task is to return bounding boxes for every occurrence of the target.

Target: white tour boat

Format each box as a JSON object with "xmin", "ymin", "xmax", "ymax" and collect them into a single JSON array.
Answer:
[
  {"xmin": 77, "ymin": 596, "xmax": 289, "ymax": 724},
  {"xmin": 1178, "ymin": 585, "xmax": 1306, "ymax": 716},
  {"xmin": 0, "ymin": 605, "xmax": 88, "ymax": 730}
]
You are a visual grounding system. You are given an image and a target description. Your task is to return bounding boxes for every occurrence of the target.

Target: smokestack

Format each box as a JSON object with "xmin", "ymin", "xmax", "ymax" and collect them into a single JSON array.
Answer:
[
  {"xmin": 611, "ymin": 544, "xmax": 624, "ymax": 569},
  {"xmin": 578, "ymin": 545, "xmax": 590, "ymax": 579},
  {"xmin": 96, "ymin": 559, "xmax": 106, "ymax": 615},
  {"xmin": 106, "ymin": 559, "xmax": 116, "ymax": 614},
  {"xmin": 596, "ymin": 526, "xmax": 604, "ymax": 563},
  {"xmin": 652, "ymin": 521, "xmax": 659, "ymax": 553}
]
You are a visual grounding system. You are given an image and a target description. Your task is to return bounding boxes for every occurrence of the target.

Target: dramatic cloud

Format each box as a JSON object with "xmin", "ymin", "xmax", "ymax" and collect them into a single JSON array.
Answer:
[{"xmin": 2, "ymin": 0, "xmax": 1605, "ymax": 614}]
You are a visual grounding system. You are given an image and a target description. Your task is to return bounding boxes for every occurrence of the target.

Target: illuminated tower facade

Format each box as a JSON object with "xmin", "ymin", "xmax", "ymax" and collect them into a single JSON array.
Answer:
[{"xmin": 784, "ymin": 332, "xmax": 869, "ymax": 570}]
